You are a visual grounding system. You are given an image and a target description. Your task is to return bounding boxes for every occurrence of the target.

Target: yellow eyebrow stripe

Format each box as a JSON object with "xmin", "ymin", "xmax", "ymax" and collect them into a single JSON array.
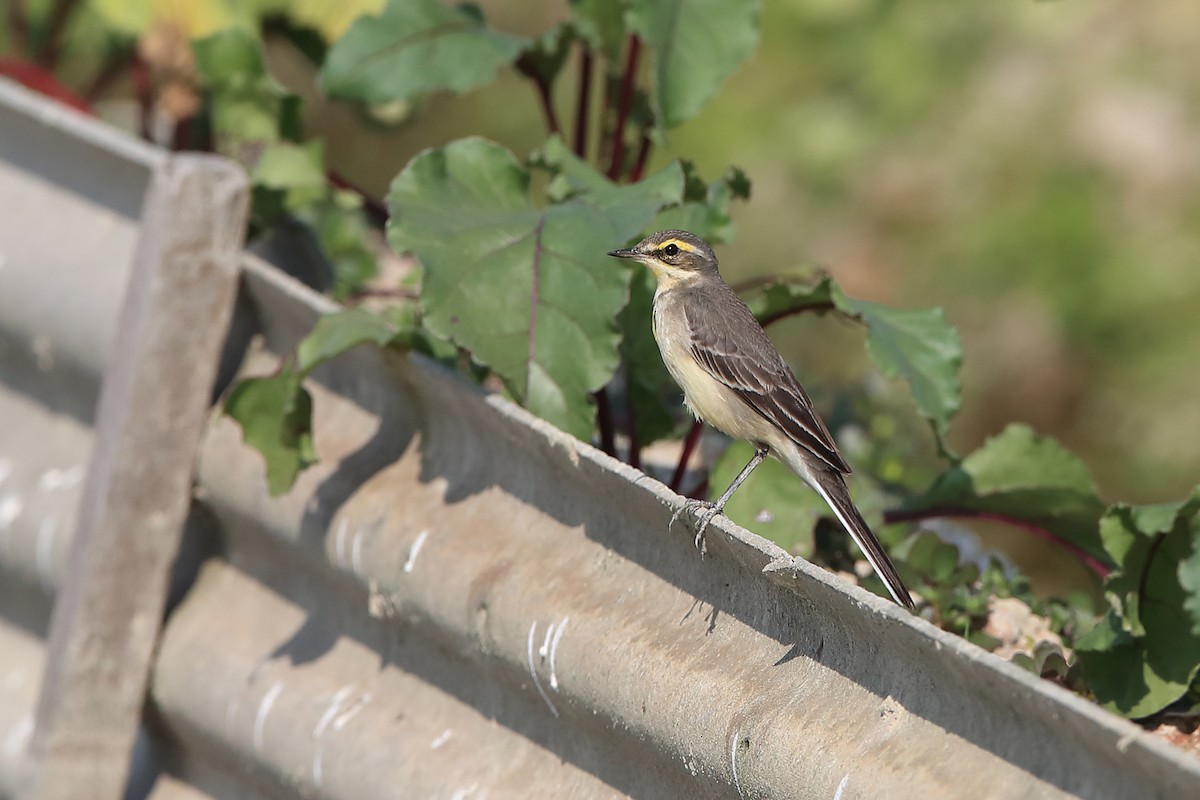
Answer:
[{"xmin": 661, "ymin": 238, "xmax": 698, "ymax": 253}]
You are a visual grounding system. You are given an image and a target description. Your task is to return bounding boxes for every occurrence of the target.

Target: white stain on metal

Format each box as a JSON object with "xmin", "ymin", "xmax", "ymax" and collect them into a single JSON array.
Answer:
[
  {"xmin": 332, "ymin": 692, "xmax": 371, "ymax": 731},
  {"xmin": 314, "ymin": 686, "xmax": 354, "ymax": 738},
  {"xmin": 333, "ymin": 518, "xmax": 349, "ymax": 569},
  {"xmin": 38, "ymin": 464, "xmax": 84, "ymax": 492},
  {"xmin": 35, "ymin": 515, "xmax": 58, "ymax": 584},
  {"xmin": 450, "ymin": 783, "xmax": 479, "ymax": 800},
  {"xmin": 0, "ymin": 493, "xmax": 23, "ymax": 532},
  {"xmin": 3, "ymin": 715, "xmax": 32, "ymax": 756},
  {"xmin": 311, "ymin": 686, "xmax": 354, "ymax": 786},
  {"xmin": 351, "ymin": 526, "xmax": 364, "ymax": 575},
  {"xmin": 431, "ymin": 728, "xmax": 453, "ymax": 749},
  {"xmin": 526, "ymin": 622, "xmax": 558, "ymax": 718},
  {"xmin": 403, "ymin": 529, "xmax": 429, "ymax": 573},
  {"xmin": 31, "ymin": 335, "xmax": 54, "ymax": 371},
  {"xmin": 0, "ymin": 459, "xmax": 12, "ymax": 488},
  {"xmin": 548, "ymin": 617, "xmax": 569, "ymax": 691},
  {"xmin": 834, "ymin": 773, "xmax": 850, "ymax": 800},
  {"xmin": 731, "ymin": 732, "xmax": 745, "ymax": 800},
  {"xmin": 253, "ymin": 681, "xmax": 284, "ymax": 751}
]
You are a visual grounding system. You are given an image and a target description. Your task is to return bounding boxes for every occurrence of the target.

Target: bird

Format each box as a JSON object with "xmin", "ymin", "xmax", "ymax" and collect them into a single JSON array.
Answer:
[{"xmin": 608, "ymin": 230, "xmax": 914, "ymax": 609}]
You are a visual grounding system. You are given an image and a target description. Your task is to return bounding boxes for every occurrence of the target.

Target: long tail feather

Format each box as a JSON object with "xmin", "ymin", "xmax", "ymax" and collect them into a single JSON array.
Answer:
[{"xmin": 809, "ymin": 473, "xmax": 914, "ymax": 609}]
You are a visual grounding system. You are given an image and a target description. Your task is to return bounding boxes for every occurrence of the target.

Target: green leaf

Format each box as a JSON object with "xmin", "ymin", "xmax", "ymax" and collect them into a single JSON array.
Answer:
[
  {"xmin": 831, "ymin": 285, "xmax": 962, "ymax": 446},
  {"xmin": 907, "ymin": 424, "xmax": 1108, "ymax": 563},
  {"xmin": 1178, "ymin": 492, "xmax": 1200, "ymax": 635},
  {"xmin": 1099, "ymin": 489, "xmax": 1200, "ymax": 638},
  {"xmin": 651, "ymin": 163, "xmax": 750, "ymax": 245},
  {"xmin": 516, "ymin": 23, "xmax": 575, "ymax": 88},
  {"xmin": 570, "ymin": 0, "xmax": 626, "ymax": 62},
  {"xmin": 319, "ymin": 0, "xmax": 529, "ymax": 104},
  {"xmin": 193, "ymin": 29, "xmax": 300, "ymax": 152},
  {"xmin": 387, "ymin": 137, "xmax": 684, "ymax": 438},
  {"xmin": 295, "ymin": 308, "xmax": 398, "ymax": 374},
  {"xmin": 626, "ymin": 0, "xmax": 760, "ymax": 128},
  {"xmin": 1076, "ymin": 604, "xmax": 1200, "ymax": 719},
  {"xmin": 617, "ymin": 268, "xmax": 678, "ymax": 447},
  {"xmin": 294, "ymin": 193, "xmax": 379, "ymax": 300},
  {"xmin": 252, "ymin": 141, "xmax": 328, "ymax": 209},
  {"xmin": 224, "ymin": 370, "xmax": 316, "ymax": 496},
  {"xmin": 742, "ymin": 272, "xmax": 961, "ymax": 447}
]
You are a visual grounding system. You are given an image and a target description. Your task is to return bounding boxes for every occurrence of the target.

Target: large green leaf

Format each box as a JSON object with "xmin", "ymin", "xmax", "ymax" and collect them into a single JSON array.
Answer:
[
  {"xmin": 386, "ymin": 137, "xmax": 683, "ymax": 438},
  {"xmin": 626, "ymin": 0, "xmax": 760, "ymax": 128},
  {"xmin": 742, "ymin": 274, "xmax": 961, "ymax": 447},
  {"xmin": 319, "ymin": 0, "xmax": 529, "ymax": 104},
  {"xmin": 906, "ymin": 424, "xmax": 1108, "ymax": 562},
  {"xmin": 832, "ymin": 286, "xmax": 962, "ymax": 445}
]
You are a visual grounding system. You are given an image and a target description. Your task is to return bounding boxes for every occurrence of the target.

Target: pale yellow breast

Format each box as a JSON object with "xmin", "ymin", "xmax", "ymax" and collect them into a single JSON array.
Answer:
[{"xmin": 652, "ymin": 292, "xmax": 775, "ymax": 445}]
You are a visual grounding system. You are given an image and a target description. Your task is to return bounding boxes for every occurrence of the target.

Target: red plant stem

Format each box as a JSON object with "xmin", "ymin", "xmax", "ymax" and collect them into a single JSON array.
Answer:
[
  {"xmin": 326, "ymin": 171, "xmax": 389, "ymax": 229},
  {"xmin": 759, "ymin": 301, "xmax": 835, "ymax": 329},
  {"xmin": 39, "ymin": 0, "xmax": 80, "ymax": 69},
  {"xmin": 594, "ymin": 389, "xmax": 616, "ymax": 457},
  {"xmin": 532, "ymin": 73, "xmax": 561, "ymax": 135},
  {"xmin": 8, "ymin": 0, "xmax": 30, "ymax": 59},
  {"xmin": 882, "ymin": 507, "xmax": 1113, "ymax": 578},
  {"xmin": 670, "ymin": 419, "xmax": 704, "ymax": 493},
  {"xmin": 129, "ymin": 54, "xmax": 154, "ymax": 141},
  {"xmin": 573, "ymin": 49, "xmax": 592, "ymax": 158},
  {"xmin": 81, "ymin": 47, "xmax": 134, "ymax": 106},
  {"xmin": 623, "ymin": 369, "xmax": 640, "ymax": 470},
  {"xmin": 628, "ymin": 134, "xmax": 653, "ymax": 183},
  {"xmin": 606, "ymin": 36, "xmax": 641, "ymax": 181}
]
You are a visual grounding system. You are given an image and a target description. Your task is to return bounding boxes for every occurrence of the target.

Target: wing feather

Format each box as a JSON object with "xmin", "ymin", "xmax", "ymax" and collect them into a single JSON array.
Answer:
[{"xmin": 682, "ymin": 287, "xmax": 851, "ymax": 474}]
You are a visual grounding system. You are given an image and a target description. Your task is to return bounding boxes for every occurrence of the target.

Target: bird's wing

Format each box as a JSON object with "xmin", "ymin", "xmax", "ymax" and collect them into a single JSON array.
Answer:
[{"xmin": 682, "ymin": 288, "xmax": 851, "ymax": 474}]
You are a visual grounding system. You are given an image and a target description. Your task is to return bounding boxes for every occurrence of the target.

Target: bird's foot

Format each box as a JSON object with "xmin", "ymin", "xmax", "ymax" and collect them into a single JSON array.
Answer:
[{"xmin": 669, "ymin": 499, "xmax": 723, "ymax": 556}]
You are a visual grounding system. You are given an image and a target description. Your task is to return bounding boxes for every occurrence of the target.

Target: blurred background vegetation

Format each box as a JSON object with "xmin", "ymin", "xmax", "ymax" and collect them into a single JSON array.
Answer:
[{"xmin": 3, "ymin": 0, "xmax": 1198, "ymax": 504}]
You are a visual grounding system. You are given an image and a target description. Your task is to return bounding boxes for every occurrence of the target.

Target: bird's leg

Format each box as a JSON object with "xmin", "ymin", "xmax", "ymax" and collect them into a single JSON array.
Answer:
[{"xmin": 670, "ymin": 445, "xmax": 769, "ymax": 554}]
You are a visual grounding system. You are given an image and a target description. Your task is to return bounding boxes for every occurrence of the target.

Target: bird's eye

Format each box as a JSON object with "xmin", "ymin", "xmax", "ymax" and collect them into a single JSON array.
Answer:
[{"xmin": 662, "ymin": 243, "xmax": 680, "ymax": 257}]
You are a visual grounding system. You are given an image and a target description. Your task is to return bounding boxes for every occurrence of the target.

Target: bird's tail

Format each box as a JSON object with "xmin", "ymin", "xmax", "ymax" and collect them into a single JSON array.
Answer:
[{"xmin": 809, "ymin": 472, "xmax": 914, "ymax": 609}]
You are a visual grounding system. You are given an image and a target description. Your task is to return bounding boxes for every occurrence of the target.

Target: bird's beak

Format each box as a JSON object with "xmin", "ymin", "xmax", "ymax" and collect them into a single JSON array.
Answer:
[{"xmin": 607, "ymin": 247, "xmax": 637, "ymax": 259}]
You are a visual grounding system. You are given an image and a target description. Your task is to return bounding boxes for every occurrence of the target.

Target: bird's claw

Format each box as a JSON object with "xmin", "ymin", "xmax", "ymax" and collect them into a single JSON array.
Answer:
[{"xmin": 669, "ymin": 499, "xmax": 721, "ymax": 556}]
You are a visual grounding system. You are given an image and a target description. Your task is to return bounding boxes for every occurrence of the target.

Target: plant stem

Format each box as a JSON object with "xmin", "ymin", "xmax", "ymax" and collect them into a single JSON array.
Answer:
[
  {"xmin": 326, "ymin": 171, "xmax": 389, "ymax": 229},
  {"xmin": 628, "ymin": 134, "xmax": 653, "ymax": 183},
  {"xmin": 606, "ymin": 36, "xmax": 641, "ymax": 181},
  {"xmin": 759, "ymin": 301, "xmax": 836, "ymax": 329},
  {"xmin": 623, "ymin": 370, "xmax": 640, "ymax": 470},
  {"xmin": 81, "ymin": 46, "xmax": 134, "ymax": 106},
  {"xmin": 531, "ymin": 72, "xmax": 561, "ymax": 135},
  {"xmin": 130, "ymin": 53, "xmax": 154, "ymax": 141},
  {"xmin": 573, "ymin": 48, "xmax": 592, "ymax": 158},
  {"xmin": 882, "ymin": 507, "xmax": 1113, "ymax": 578},
  {"xmin": 8, "ymin": 0, "xmax": 30, "ymax": 59},
  {"xmin": 39, "ymin": 0, "xmax": 80, "ymax": 69},
  {"xmin": 594, "ymin": 389, "xmax": 616, "ymax": 457},
  {"xmin": 670, "ymin": 420, "xmax": 704, "ymax": 493}
]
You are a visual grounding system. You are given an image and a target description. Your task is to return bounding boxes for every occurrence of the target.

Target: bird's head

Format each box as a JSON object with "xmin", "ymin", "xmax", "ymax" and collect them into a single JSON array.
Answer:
[{"xmin": 608, "ymin": 230, "xmax": 719, "ymax": 289}]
